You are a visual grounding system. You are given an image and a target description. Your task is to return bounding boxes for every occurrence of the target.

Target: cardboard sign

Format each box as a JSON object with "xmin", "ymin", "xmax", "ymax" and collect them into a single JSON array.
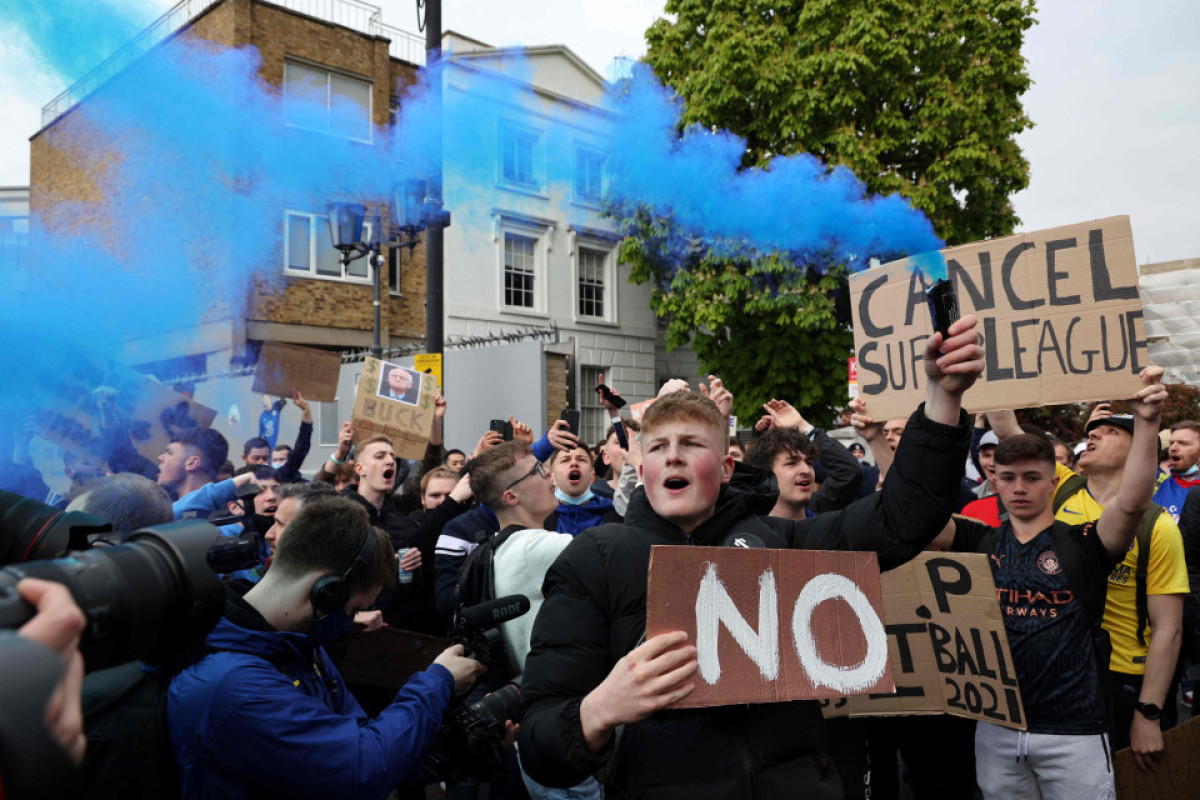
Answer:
[
  {"xmin": 413, "ymin": 352, "xmax": 443, "ymax": 393},
  {"xmin": 351, "ymin": 357, "xmax": 435, "ymax": 459},
  {"xmin": 646, "ymin": 546, "xmax": 893, "ymax": 709},
  {"xmin": 1114, "ymin": 716, "xmax": 1200, "ymax": 800},
  {"xmin": 629, "ymin": 398, "xmax": 654, "ymax": 422},
  {"xmin": 38, "ymin": 350, "xmax": 215, "ymax": 466},
  {"xmin": 127, "ymin": 379, "xmax": 217, "ymax": 462},
  {"xmin": 849, "ymin": 217, "xmax": 1146, "ymax": 421},
  {"xmin": 820, "ymin": 552, "xmax": 1026, "ymax": 730},
  {"xmin": 331, "ymin": 628, "xmax": 450, "ymax": 691},
  {"xmin": 252, "ymin": 342, "xmax": 341, "ymax": 402}
]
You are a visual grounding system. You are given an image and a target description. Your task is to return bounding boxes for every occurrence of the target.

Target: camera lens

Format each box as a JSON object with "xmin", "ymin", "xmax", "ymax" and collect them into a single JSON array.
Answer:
[{"xmin": 0, "ymin": 520, "xmax": 224, "ymax": 669}]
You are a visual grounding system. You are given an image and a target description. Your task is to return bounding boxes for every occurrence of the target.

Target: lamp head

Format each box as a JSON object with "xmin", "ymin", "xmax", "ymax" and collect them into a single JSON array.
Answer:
[{"xmin": 327, "ymin": 202, "xmax": 366, "ymax": 252}]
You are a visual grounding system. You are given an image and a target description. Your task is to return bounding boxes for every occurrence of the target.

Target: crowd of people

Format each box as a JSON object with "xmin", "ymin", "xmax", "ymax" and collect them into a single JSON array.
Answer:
[{"xmin": 3, "ymin": 313, "xmax": 1198, "ymax": 800}]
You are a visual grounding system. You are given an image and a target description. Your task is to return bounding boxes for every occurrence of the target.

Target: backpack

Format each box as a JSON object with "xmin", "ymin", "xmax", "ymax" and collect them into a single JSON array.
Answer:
[
  {"xmin": 1052, "ymin": 474, "xmax": 1165, "ymax": 646},
  {"xmin": 81, "ymin": 659, "xmax": 195, "ymax": 800},
  {"xmin": 454, "ymin": 524, "xmax": 525, "ymax": 610}
]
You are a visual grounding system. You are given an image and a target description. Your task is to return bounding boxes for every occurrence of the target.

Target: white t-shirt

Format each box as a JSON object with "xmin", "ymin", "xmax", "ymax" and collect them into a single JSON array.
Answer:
[{"xmin": 492, "ymin": 528, "xmax": 574, "ymax": 671}]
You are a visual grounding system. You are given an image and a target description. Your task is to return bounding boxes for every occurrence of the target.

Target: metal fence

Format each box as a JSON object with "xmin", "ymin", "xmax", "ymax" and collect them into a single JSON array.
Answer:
[{"xmin": 40, "ymin": 0, "xmax": 425, "ymax": 129}]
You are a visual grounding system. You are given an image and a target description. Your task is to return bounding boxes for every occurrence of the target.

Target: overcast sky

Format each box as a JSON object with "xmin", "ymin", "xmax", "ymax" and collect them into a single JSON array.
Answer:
[{"xmin": 2, "ymin": 0, "xmax": 1196, "ymax": 263}]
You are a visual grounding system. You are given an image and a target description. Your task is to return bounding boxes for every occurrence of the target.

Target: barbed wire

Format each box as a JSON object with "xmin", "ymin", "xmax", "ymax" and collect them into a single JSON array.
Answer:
[{"xmin": 159, "ymin": 323, "xmax": 559, "ymax": 387}]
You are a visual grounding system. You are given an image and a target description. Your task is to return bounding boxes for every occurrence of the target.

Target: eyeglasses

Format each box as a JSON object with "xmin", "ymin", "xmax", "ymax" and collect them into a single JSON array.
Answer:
[{"xmin": 503, "ymin": 460, "xmax": 548, "ymax": 493}]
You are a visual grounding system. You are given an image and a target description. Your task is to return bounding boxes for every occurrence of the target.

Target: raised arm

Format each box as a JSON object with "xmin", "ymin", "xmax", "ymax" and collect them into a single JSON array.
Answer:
[
  {"xmin": 850, "ymin": 396, "xmax": 892, "ymax": 481},
  {"xmin": 1096, "ymin": 367, "xmax": 1167, "ymax": 559},
  {"xmin": 763, "ymin": 399, "xmax": 861, "ymax": 512},
  {"xmin": 792, "ymin": 316, "xmax": 984, "ymax": 568}
]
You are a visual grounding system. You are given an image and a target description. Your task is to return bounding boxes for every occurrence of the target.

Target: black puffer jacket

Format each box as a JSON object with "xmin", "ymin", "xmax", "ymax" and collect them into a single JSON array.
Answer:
[{"xmin": 518, "ymin": 405, "xmax": 970, "ymax": 799}]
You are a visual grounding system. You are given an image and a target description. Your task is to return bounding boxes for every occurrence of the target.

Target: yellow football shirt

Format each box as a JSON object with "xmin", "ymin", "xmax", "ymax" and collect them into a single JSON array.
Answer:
[{"xmin": 1052, "ymin": 462, "xmax": 1190, "ymax": 674}]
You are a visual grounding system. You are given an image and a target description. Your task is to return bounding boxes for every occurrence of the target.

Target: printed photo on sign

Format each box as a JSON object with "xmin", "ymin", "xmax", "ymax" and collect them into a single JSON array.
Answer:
[{"xmin": 377, "ymin": 363, "xmax": 422, "ymax": 406}]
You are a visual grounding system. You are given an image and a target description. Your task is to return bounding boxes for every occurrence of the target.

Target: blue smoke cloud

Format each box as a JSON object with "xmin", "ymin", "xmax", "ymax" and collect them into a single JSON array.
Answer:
[
  {"xmin": 2, "ymin": 0, "xmax": 157, "ymax": 83},
  {"xmin": 607, "ymin": 64, "xmax": 944, "ymax": 272},
  {"xmin": 1, "ymin": 14, "xmax": 945, "ymax": 492}
]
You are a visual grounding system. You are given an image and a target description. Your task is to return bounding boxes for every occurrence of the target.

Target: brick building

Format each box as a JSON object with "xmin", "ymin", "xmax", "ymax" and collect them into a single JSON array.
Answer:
[
  {"xmin": 27, "ymin": 0, "xmax": 700, "ymax": 459},
  {"xmin": 30, "ymin": 0, "xmax": 428, "ymax": 378}
]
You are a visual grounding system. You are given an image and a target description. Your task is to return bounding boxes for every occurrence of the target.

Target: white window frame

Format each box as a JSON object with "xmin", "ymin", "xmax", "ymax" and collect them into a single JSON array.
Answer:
[
  {"xmin": 570, "ymin": 229, "xmax": 619, "ymax": 325},
  {"xmin": 579, "ymin": 365, "xmax": 608, "ymax": 446},
  {"xmin": 574, "ymin": 146, "xmax": 606, "ymax": 206},
  {"xmin": 387, "ymin": 245, "xmax": 404, "ymax": 296},
  {"xmin": 283, "ymin": 210, "xmax": 376, "ymax": 286},
  {"xmin": 283, "ymin": 59, "xmax": 374, "ymax": 144},
  {"xmin": 497, "ymin": 121, "xmax": 545, "ymax": 195},
  {"xmin": 494, "ymin": 212, "xmax": 554, "ymax": 316}
]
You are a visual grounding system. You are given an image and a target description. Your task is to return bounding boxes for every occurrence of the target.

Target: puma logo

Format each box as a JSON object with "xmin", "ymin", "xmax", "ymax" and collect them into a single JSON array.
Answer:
[{"xmin": 990, "ymin": 553, "xmax": 1006, "ymax": 568}]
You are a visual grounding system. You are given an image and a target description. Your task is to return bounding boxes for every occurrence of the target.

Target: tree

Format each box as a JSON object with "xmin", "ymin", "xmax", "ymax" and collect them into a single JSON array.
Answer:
[
  {"xmin": 620, "ymin": 0, "xmax": 1037, "ymax": 424},
  {"xmin": 1018, "ymin": 383, "xmax": 1200, "ymax": 444}
]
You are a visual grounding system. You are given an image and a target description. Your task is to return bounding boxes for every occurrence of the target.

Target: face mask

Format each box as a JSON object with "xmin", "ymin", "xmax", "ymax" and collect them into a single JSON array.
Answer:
[
  {"xmin": 271, "ymin": 457, "xmax": 287, "ymax": 469},
  {"xmin": 555, "ymin": 487, "xmax": 594, "ymax": 506},
  {"xmin": 1178, "ymin": 464, "xmax": 1200, "ymax": 477},
  {"xmin": 308, "ymin": 610, "xmax": 354, "ymax": 646}
]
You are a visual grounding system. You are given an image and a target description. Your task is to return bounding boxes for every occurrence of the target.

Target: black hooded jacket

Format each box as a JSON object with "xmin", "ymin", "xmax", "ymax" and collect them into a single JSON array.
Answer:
[{"xmin": 517, "ymin": 405, "xmax": 970, "ymax": 799}]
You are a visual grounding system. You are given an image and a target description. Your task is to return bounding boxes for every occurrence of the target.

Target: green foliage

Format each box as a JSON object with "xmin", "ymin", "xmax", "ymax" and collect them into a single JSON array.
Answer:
[
  {"xmin": 618, "ymin": 0, "xmax": 1037, "ymax": 425},
  {"xmin": 616, "ymin": 206, "xmax": 853, "ymax": 426},
  {"xmin": 1020, "ymin": 384, "xmax": 1200, "ymax": 443},
  {"xmin": 644, "ymin": 0, "xmax": 1037, "ymax": 245}
]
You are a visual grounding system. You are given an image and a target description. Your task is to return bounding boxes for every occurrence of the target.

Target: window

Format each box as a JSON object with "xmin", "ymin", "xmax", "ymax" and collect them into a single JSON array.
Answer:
[
  {"xmin": 319, "ymin": 399, "xmax": 341, "ymax": 446},
  {"xmin": 501, "ymin": 125, "xmax": 540, "ymax": 189},
  {"xmin": 575, "ymin": 149, "xmax": 605, "ymax": 203},
  {"xmin": 387, "ymin": 246, "xmax": 403, "ymax": 295},
  {"xmin": 578, "ymin": 248, "xmax": 607, "ymax": 318},
  {"xmin": 284, "ymin": 60, "xmax": 373, "ymax": 143},
  {"xmin": 284, "ymin": 211, "xmax": 374, "ymax": 284},
  {"xmin": 504, "ymin": 233, "xmax": 537, "ymax": 308},
  {"xmin": 580, "ymin": 365, "xmax": 607, "ymax": 446}
]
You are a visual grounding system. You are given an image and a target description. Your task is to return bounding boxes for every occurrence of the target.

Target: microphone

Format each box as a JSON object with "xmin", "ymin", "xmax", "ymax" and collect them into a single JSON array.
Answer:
[{"xmin": 458, "ymin": 595, "xmax": 531, "ymax": 631}]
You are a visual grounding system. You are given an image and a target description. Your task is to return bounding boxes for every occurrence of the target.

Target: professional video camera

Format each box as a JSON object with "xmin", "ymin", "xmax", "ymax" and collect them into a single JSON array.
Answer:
[
  {"xmin": 425, "ymin": 595, "xmax": 529, "ymax": 782},
  {"xmin": 0, "ymin": 489, "xmax": 229, "ymax": 797},
  {"xmin": 205, "ymin": 482, "xmax": 269, "ymax": 575}
]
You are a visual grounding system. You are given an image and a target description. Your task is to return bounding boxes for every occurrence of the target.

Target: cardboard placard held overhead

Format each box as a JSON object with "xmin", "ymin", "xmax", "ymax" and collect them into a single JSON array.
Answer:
[
  {"xmin": 646, "ymin": 546, "xmax": 893, "ymax": 709},
  {"xmin": 252, "ymin": 342, "xmax": 341, "ymax": 403},
  {"xmin": 820, "ymin": 552, "xmax": 1026, "ymax": 730},
  {"xmin": 1114, "ymin": 716, "xmax": 1200, "ymax": 800},
  {"xmin": 128, "ymin": 379, "xmax": 218, "ymax": 462},
  {"xmin": 628, "ymin": 398, "xmax": 654, "ymax": 422},
  {"xmin": 351, "ymin": 357, "xmax": 435, "ymax": 459},
  {"xmin": 849, "ymin": 216, "xmax": 1147, "ymax": 421}
]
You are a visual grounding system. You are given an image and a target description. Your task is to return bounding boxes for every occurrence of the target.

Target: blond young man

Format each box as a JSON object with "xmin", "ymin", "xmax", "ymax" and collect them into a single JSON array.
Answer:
[{"xmin": 518, "ymin": 317, "xmax": 985, "ymax": 799}]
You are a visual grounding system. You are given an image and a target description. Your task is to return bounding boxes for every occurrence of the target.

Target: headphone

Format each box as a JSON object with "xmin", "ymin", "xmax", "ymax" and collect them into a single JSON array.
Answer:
[{"xmin": 309, "ymin": 529, "xmax": 377, "ymax": 616}]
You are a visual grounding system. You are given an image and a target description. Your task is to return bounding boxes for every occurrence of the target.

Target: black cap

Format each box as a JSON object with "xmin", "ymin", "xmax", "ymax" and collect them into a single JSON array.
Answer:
[{"xmin": 1085, "ymin": 414, "xmax": 1135, "ymax": 436}]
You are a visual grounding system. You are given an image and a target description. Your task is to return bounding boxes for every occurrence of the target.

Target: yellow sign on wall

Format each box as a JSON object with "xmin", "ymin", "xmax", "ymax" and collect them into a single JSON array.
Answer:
[{"xmin": 413, "ymin": 352, "xmax": 443, "ymax": 393}]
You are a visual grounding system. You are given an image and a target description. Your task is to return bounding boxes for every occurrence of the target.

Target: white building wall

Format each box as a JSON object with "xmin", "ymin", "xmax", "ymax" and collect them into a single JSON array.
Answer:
[{"xmin": 439, "ymin": 38, "xmax": 692, "ymax": 407}]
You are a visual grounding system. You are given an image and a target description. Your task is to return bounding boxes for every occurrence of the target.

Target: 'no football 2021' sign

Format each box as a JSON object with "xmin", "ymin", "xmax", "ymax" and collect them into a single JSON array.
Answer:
[
  {"xmin": 850, "ymin": 216, "xmax": 1146, "ymax": 421},
  {"xmin": 646, "ymin": 546, "xmax": 893, "ymax": 709}
]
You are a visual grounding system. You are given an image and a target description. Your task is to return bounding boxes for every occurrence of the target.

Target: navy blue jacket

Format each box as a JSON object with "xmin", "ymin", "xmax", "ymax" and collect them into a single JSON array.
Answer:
[{"xmin": 168, "ymin": 591, "xmax": 454, "ymax": 799}]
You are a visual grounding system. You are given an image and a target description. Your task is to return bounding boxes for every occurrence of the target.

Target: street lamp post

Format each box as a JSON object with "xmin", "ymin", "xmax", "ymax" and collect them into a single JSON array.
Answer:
[
  {"xmin": 328, "ymin": 202, "xmax": 386, "ymax": 358},
  {"xmin": 328, "ymin": 185, "xmax": 448, "ymax": 360}
]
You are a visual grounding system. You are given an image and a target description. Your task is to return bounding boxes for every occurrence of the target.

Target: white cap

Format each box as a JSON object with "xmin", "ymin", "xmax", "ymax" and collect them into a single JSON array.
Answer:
[{"xmin": 979, "ymin": 431, "xmax": 999, "ymax": 448}]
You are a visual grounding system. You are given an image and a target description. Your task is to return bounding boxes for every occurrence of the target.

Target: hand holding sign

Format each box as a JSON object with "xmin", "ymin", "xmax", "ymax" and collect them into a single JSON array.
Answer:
[
  {"xmin": 579, "ymin": 631, "xmax": 698, "ymax": 753},
  {"xmin": 1127, "ymin": 366, "xmax": 1167, "ymax": 420}
]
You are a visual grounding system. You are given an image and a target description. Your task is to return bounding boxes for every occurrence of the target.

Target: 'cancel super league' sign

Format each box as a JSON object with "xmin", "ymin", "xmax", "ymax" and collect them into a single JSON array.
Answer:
[{"xmin": 850, "ymin": 216, "xmax": 1146, "ymax": 421}]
